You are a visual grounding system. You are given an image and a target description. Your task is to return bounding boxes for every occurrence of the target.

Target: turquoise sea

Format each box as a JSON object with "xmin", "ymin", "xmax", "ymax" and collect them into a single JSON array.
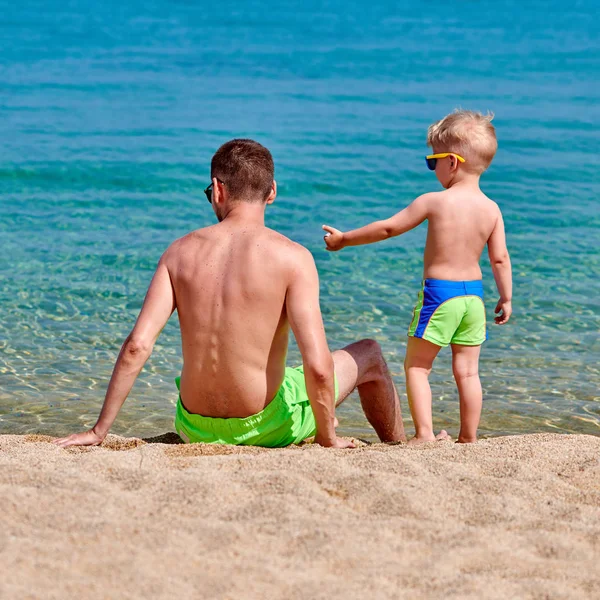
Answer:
[{"xmin": 1, "ymin": 0, "xmax": 598, "ymax": 440}]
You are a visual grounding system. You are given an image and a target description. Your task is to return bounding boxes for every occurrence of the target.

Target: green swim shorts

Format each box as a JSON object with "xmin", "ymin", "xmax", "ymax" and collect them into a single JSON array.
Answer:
[
  {"xmin": 408, "ymin": 279, "xmax": 487, "ymax": 347},
  {"xmin": 174, "ymin": 367, "xmax": 339, "ymax": 447}
]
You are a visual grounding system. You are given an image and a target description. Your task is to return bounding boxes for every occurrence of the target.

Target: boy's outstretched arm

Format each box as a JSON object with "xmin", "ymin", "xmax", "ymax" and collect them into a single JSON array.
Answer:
[
  {"xmin": 322, "ymin": 193, "xmax": 432, "ymax": 251},
  {"xmin": 487, "ymin": 207, "xmax": 513, "ymax": 324}
]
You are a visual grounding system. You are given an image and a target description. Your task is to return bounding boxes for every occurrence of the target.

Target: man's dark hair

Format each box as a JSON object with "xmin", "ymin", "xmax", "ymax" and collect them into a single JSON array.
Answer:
[{"xmin": 211, "ymin": 139, "xmax": 274, "ymax": 203}]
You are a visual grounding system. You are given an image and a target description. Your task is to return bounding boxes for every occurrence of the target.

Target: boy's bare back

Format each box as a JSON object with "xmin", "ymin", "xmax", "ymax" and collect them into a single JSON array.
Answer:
[{"xmin": 423, "ymin": 185, "xmax": 502, "ymax": 281}]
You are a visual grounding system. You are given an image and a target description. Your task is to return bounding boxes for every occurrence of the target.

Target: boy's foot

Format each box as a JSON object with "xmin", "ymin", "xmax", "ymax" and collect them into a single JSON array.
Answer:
[
  {"xmin": 407, "ymin": 430, "xmax": 451, "ymax": 445},
  {"xmin": 457, "ymin": 435, "xmax": 477, "ymax": 443}
]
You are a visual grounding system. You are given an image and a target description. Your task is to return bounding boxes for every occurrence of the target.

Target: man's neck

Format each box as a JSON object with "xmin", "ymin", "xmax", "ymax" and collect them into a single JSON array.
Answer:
[{"xmin": 220, "ymin": 201, "xmax": 267, "ymax": 226}]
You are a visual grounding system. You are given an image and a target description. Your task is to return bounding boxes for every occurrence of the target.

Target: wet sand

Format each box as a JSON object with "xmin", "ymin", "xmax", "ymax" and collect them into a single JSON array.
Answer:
[{"xmin": 1, "ymin": 433, "xmax": 599, "ymax": 599}]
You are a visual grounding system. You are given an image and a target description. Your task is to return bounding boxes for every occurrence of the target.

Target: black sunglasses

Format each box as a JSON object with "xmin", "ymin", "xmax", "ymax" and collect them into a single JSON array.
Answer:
[
  {"xmin": 204, "ymin": 178, "xmax": 225, "ymax": 203},
  {"xmin": 425, "ymin": 157, "xmax": 438, "ymax": 171}
]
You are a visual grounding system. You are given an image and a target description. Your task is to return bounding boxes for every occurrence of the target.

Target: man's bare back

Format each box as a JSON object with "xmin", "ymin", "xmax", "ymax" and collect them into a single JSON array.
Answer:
[{"xmin": 165, "ymin": 221, "xmax": 303, "ymax": 418}]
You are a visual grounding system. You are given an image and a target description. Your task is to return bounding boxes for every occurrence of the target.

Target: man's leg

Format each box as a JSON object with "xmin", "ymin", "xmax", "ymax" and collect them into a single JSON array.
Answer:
[
  {"xmin": 332, "ymin": 339, "xmax": 405, "ymax": 442},
  {"xmin": 404, "ymin": 337, "xmax": 448, "ymax": 444},
  {"xmin": 451, "ymin": 344, "xmax": 482, "ymax": 443}
]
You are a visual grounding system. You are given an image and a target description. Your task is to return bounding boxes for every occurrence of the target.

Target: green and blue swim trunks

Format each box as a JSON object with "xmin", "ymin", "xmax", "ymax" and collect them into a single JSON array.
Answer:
[
  {"xmin": 408, "ymin": 279, "xmax": 487, "ymax": 347},
  {"xmin": 174, "ymin": 366, "xmax": 339, "ymax": 447}
]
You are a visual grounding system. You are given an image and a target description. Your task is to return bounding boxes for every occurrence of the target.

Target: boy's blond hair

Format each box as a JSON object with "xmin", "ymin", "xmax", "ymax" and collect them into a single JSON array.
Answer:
[{"xmin": 427, "ymin": 110, "xmax": 497, "ymax": 174}]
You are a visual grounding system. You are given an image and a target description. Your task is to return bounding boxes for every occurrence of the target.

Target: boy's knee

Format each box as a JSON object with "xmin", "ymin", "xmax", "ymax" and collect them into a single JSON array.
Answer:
[
  {"xmin": 405, "ymin": 361, "xmax": 432, "ymax": 377},
  {"xmin": 453, "ymin": 363, "xmax": 479, "ymax": 380}
]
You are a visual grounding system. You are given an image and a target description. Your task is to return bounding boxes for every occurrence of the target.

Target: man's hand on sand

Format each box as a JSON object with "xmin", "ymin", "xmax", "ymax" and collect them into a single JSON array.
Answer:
[
  {"xmin": 322, "ymin": 225, "xmax": 345, "ymax": 251},
  {"xmin": 494, "ymin": 299, "xmax": 512, "ymax": 325},
  {"xmin": 53, "ymin": 429, "xmax": 105, "ymax": 448}
]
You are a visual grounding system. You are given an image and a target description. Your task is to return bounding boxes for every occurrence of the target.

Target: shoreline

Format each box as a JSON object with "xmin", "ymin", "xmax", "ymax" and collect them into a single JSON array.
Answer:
[{"xmin": 1, "ymin": 432, "xmax": 599, "ymax": 599}]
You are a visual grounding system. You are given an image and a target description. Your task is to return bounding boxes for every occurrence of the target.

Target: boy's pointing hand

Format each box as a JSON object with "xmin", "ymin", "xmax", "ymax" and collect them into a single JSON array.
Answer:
[{"xmin": 322, "ymin": 225, "xmax": 345, "ymax": 251}]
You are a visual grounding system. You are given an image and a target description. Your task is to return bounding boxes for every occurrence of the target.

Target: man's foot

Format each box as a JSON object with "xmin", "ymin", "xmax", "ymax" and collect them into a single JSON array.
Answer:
[{"xmin": 407, "ymin": 430, "xmax": 451, "ymax": 445}]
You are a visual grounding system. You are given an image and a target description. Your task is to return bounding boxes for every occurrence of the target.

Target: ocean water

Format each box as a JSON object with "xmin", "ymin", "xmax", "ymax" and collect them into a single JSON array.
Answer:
[{"xmin": 1, "ymin": 0, "xmax": 598, "ymax": 441}]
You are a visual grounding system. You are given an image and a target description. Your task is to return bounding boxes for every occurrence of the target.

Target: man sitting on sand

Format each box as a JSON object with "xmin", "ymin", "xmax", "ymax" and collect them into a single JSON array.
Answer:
[{"xmin": 54, "ymin": 139, "xmax": 405, "ymax": 449}]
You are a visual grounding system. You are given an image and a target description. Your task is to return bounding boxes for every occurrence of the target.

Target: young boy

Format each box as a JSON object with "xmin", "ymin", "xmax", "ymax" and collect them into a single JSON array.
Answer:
[{"xmin": 322, "ymin": 110, "xmax": 512, "ymax": 444}]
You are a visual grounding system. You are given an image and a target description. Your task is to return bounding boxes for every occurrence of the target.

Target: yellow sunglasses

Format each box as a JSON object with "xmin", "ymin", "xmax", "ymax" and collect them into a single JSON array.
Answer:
[{"xmin": 425, "ymin": 153, "xmax": 466, "ymax": 170}]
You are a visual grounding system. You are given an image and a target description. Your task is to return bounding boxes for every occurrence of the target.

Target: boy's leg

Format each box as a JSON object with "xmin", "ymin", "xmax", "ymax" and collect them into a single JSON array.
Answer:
[
  {"xmin": 404, "ymin": 337, "xmax": 447, "ymax": 444},
  {"xmin": 450, "ymin": 343, "xmax": 482, "ymax": 443},
  {"xmin": 331, "ymin": 339, "xmax": 405, "ymax": 442}
]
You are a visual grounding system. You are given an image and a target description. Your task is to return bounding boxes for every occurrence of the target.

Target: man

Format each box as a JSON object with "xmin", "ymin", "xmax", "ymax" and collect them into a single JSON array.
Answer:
[{"xmin": 54, "ymin": 139, "xmax": 405, "ymax": 449}]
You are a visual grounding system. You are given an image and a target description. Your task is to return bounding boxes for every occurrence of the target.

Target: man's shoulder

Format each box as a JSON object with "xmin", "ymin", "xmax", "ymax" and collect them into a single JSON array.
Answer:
[
  {"xmin": 264, "ymin": 228, "xmax": 313, "ymax": 255},
  {"xmin": 161, "ymin": 225, "xmax": 218, "ymax": 261},
  {"xmin": 260, "ymin": 229, "xmax": 317, "ymax": 277}
]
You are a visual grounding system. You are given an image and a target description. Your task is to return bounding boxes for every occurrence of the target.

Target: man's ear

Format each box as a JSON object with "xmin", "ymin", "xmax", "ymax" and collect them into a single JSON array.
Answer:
[
  {"xmin": 266, "ymin": 180, "xmax": 277, "ymax": 205},
  {"xmin": 213, "ymin": 177, "xmax": 225, "ymax": 204}
]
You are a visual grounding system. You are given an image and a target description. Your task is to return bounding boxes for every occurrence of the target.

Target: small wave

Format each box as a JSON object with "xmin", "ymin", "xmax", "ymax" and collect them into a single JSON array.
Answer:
[{"xmin": 0, "ymin": 163, "xmax": 202, "ymax": 194}]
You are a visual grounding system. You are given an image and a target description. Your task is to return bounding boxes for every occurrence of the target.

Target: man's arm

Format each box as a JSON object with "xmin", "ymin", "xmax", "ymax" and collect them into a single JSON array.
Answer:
[
  {"xmin": 322, "ymin": 193, "xmax": 432, "ymax": 251},
  {"xmin": 53, "ymin": 256, "xmax": 176, "ymax": 447},
  {"xmin": 487, "ymin": 207, "xmax": 513, "ymax": 325},
  {"xmin": 286, "ymin": 247, "xmax": 354, "ymax": 449}
]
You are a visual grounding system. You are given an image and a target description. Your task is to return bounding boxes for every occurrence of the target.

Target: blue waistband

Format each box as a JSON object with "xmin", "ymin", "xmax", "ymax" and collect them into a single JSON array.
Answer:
[{"xmin": 423, "ymin": 278, "xmax": 484, "ymax": 295}]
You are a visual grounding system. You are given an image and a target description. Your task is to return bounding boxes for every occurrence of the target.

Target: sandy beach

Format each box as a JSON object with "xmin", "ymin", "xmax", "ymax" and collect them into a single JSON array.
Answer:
[{"xmin": 1, "ymin": 433, "xmax": 599, "ymax": 599}]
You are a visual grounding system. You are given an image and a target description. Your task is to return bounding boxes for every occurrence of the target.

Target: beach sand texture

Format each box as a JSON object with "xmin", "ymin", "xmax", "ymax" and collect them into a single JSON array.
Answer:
[{"xmin": 1, "ymin": 433, "xmax": 599, "ymax": 599}]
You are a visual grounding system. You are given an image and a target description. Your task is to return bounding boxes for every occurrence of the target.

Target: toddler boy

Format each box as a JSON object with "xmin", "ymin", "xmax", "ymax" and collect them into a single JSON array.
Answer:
[{"xmin": 323, "ymin": 110, "xmax": 512, "ymax": 444}]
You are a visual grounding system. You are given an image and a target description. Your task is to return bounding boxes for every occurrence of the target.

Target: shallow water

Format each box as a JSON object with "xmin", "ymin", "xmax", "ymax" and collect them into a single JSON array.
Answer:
[{"xmin": 1, "ymin": 0, "xmax": 599, "ymax": 440}]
